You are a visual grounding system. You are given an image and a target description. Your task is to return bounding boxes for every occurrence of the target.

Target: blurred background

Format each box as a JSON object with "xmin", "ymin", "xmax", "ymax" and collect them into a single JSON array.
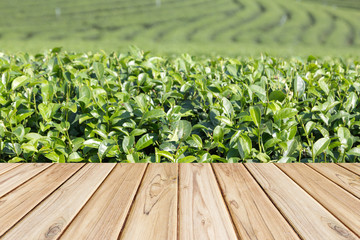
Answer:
[{"xmin": 0, "ymin": 0, "xmax": 360, "ymax": 56}]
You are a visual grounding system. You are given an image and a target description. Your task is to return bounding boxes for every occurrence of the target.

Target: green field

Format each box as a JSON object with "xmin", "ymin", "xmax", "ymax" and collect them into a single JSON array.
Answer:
[{"xmin": 1, "ymin": 0, "xmax": 360, "ymax": 56}]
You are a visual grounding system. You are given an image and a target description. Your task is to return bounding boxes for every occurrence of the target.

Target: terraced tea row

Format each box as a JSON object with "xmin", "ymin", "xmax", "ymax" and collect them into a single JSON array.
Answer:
[{"xmin": 0, "ymin": 0, "xmax": 359, "ymax": 54}]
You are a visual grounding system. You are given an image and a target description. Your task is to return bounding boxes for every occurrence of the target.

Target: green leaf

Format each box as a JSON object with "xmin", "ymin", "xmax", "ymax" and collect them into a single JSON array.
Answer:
[
  {"xmin": 156, "ymin": 150, "xmax": 174, "ymax": 162},
  {"xmin": 122, "ymin": 135, "xmax": 135, "ymax": 154},
  {"xmin": 345, "ymin": 92, "xmax": 358, "ymax": 112},
  {"xmin": 318, "ymin": 78, "xmax": 329, "ymax": 95},
  {"xmin": 16, "ymin": 109, "xmax": 34, "ymax": 123},
  {"xmin": 192, "ymin": 134, "xmax": 203, "ymax": 149},
  {"xmin": 41, "ymin": 83, "xmax": 54, "ymax": 103},
  {"xmin": 250, "ymin": 85, "xmax": 267, "ymax": 102},
  {"xmin": 256, "ymin": 152, "xmax": 271, "ymax": 162},
  {"xmin": 38, "ymin": 103, "xmax": 51, "ymax": 122},
  {"xmin": 98, "ymin": 139, "xmax": 115, "ymax": 160},
  {"xmin": 21, "ymin": 142, "xmax": 38, "ymax": 152},
  {"xmin": 178, "ymin": 156, "xmax": 197, "ymax": 163},
  {"xmin": 294, "ymin": 75, "xmax": 305, "ymax": 98},
  {"xmin": 79, "ymin": 85, "xmax": 91, "ymax": 105},
  {"xmin": 347, "ymin": 147, "xmax": 360, "ymax": 156},
  {"xmin": 269, "ymin": 90, "xmax": 286, "ymax": 102},
  {"xmin": 213, "ymin": 126, "xmax": 224, "ymax": 143},
  {"xmin": 275, "ymin": 108, "xmax": 298, "ymax": 121},
  {"xmin": 222, "ymin": 97, "xmax": 233, "ymax": 117},
  {"xmin": 237, "ymin": 134, "xmax": 252, "ymax": 159},
  {"xmin": 170, "ymin": 120, "xmax": 192, "ymax": 141},
  {"xmin": 143, "ymin": 109, "xmax": 165, "ymax": 121},
  {"xmin": 68, "ymin": 152, "xmax": 84, "ymax": 162},
  {"xmin": 313, "ymin": 137, "xmax": 331, "ymax": 158},
  {"xmin": 83, "ymin": 139, "xmax": 102, "ymax": 148},
  {"xmin": 249, "ymin": 106, "xmax": 261, "ymax": 128},
  {"xmin": 215, "ymin": 116, "xmax": 233, "ymax": 127},
  {"xmin": 12, "ymin": 76, "xmax": 29, "ymax": 91},
  {"xmin": 13, "ymin": 124, "xmax": 25, "ymax": 141},
  {"xmin": 93, "ymin": 62, "xmax": 104, "ymax": 80},
  {"xmin": 130, "ymin": 129, "xmax": 147, "ymax": 137},
  {"xmin": 284, "ymin": 139, "xmax": 298, "ymax": 157},
  {"xmin": 338, "ymin": 127, "xmax": 353, "ymax": 150},
  {"xmin": 25, "ymin": 133, "xmax": 44, "ymax": 140},
  {"xmin": 44, "ymin": 151, "xmax": 60, "ymax": 162},
  {"xmin": 9, "ymin": 157, "xmax": 26, "ymax": 163},
  {"xmin": 264, "ymin": 138, "xmax": 281, "ymax": 150},
  {"xmin": 135, "ymin": 134, "xmax": 154, "ymax": 150},
  {"xmin": 175, "ymin": 146, "xmax": 188, "ymax": 160},
  {"xmin": 305, "ymin": 121, "xmax": 316, "ymax": 135}
]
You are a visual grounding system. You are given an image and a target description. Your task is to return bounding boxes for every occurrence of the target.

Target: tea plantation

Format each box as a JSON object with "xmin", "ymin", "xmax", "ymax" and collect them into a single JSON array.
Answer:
[
  {"xmin": 0, "ymin": 48, "xmax": 359, "ymax": 162},
  {"xmin": 0, "ymin": 0, "xmax": 360, "ymax": 56}
]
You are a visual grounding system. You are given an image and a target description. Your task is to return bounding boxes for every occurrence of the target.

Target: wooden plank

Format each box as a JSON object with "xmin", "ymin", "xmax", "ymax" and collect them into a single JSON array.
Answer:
[
  {"xmin": 2, "ymin": 163, "xmax": 115, "ymax": 240},
  {"xmin": 178, "ymin": 163, "xmax": 238, "ymax": 240},
  {"xmin": 277, "ymin": 163, "xmax": 360, "ymax": 237},
  {"xmin": 246, "ymin": 163, "xmax": 358, "ymax": 240},
  {"xmin": 308, "ymin": 163, "xmax": 360, "ymax": 199},
  {"xmin": 61, "ymin": 164, "xmax": 147, "ymax": 240},
  {"xmin": 213, "ymin": 164, "xmax": 300, "ymax": 240},
  {"xmin": 0, "ymin": 164, "xmax": 22, "ymax": 175},
  {"xmin": 0, "ymin": 163, "xmax": 84, "ymax": 237},
  {"xmin": 0, "ymin": 163, "xmax": 51, "ymax": 197},
  {"xmin": 120, "ymin": 163, "xmax": 177, "ymax": 240},
  {"xmin": 338, "ymin": 163, "xmax": 360, "ymax": 176}
]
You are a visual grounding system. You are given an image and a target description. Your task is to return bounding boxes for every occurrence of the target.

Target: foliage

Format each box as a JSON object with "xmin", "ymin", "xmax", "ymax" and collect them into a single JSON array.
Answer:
[{"xmin": 0, "ymin": 48, "xmax": 360, "ymax": 163}]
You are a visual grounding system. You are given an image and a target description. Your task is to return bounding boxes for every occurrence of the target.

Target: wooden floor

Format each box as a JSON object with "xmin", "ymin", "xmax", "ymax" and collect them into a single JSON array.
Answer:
[{"xmin": 0, "ymin": 164, "xmax": 359, "ymax": 240}]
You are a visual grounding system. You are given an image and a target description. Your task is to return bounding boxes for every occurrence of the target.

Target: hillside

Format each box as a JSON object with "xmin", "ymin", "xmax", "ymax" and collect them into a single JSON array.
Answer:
[{"xmin": 0, "ymin": 0, "xmax": 360, "ymax": 56}]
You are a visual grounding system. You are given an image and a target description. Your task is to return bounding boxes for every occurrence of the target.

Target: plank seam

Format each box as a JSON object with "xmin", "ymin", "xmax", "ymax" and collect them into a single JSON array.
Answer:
[
  {"xmin": 177, "ymin": 163, "xmax": 180, "ymax": 240},
  {"xmin": 306, "ymin": 163, "xmax": 360, "ymax": 200},
  {"xmin": 58, "ymin": 163, "xmax": 118, "ymax": 239},
  {"xmin": 0, "ymin": 163, "xmax": 54, "ymax": 199},
  {"xmin": 117, "ymin": 163, "xmax": 150, "ymax": 239},
  {"xmin": 210, "ymin": 163, "xmax": 241, "ymax": 240},
  {"xmin": 243, "ymin": 164, "xmax": 303, "ymax": 240},
  {"xmin": 337, "ymin": 163, "xmax": 360, "ymax": 177},
  {"xmin": 275, "ymin": 163, "xmax": 360, "ymax": 239},
  {"xmin": 0, "ymin": 163, "xmax": 86, "ymax": 238},
  {"xmin": 0, "ymin": 164, "xmax": 23, "ymax": 176}
]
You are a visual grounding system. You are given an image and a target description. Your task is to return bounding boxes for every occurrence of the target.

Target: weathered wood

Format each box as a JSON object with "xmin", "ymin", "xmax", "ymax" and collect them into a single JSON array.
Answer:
[
  {"xmin": 339, "ymin": 163, "xmax": 360, "ymax": 176},
  {"xmin": 308, "ymin": 163, "xmax": 360, "ymax": 199},
  {"xmin": 246, "ymin": 163, "xmax": 358, "ymax": 240},
  {"xmin": 179, "ymin": 163, "xmax": 238, "ymax": 240},
  {"xmin": 0, "ymin": 163, "xmax": 51, "ymax": 198},
  {"xmin": 0, "ymin": 164, "xmax": 21, "ymax": 175},
  {"xmin": 277, "ymin": 163, "xmax": 360, "ymax": 236},
  {"xmin": 0, "ymin": 164, "xmax": 83, "ymax": 237},
  {"xmin": 213, "ymin": 163, "xmax": 300, "ymax": 240},
  {"xmin": 61, "ymin": 164, "xmax": 147, "ymax": 240},
  {"xmin": 120, "ymin": 163, "xmax": 177, "ymax": 240},
  {"xmin": 2, "ymin": 163, "xmax": 115, "ymax": 240}
]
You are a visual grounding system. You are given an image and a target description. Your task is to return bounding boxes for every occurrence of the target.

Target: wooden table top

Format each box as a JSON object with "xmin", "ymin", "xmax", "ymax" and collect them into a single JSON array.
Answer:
[{"xmin": 0, "ymin": 163, "xmax": 359, "ymax": 240}]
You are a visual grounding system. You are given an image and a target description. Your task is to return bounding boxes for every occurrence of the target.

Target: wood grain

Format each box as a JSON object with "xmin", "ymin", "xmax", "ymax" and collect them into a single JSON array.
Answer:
[
  {"xmin": 120, "ymin": 163, "xmax": 177, "ymax": 240},
  {"xmin": 308, "ymin": 163, "xmax": 360, "ymax": 199},
  {"xmin": 0, "ymin": 163, "xmax": 83, "ymax": 237},
  {"xmin": 179, "ymin": 163, "xmax": 238, "ymax": 240},
  {"xmin": 0, "ymin": 164, "xmax": 21, "ymax": 175},
  {"xmin": 339, "ymin": 163, "xmax": 360, "ymax": 176},
  {"xmin": 277, "ymin": 163, "xmax": 360, "ymax": 237},
  {"xmin": 61, "ymin": 164, "xmax": 147, "ymax": 240},
  {"xmin": 0, "ymin": 163, "xmax": 51, "ymax": 197},
  {"xmin": 246, "ymin": 163, "xmax": 358, "ymax": 240},
  {"xmin": 1, "ymin": 163, "xmax": 115, "ymax": 240},
  {"xmin": 213, "ymin": 163, "xmax": 299, "ymax": 240}
]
